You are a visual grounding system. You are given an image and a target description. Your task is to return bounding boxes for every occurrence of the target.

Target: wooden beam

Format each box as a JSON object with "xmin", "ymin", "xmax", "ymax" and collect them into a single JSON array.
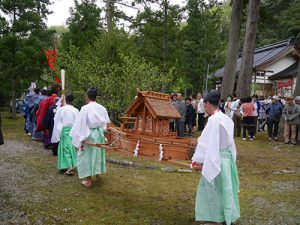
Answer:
[
  {"xmin": 167, "ymin": 160, "xmax": 190, "ymax": 168},
  {"xmin": 135, "ymin": 115, "xmax": 139, "ymax": 131},
  {"xmin": 152, "ymin": 118, "xmax": 157, "ymax": 133},
  {"xmin": 120, "ymin": 116, "xmax": 137, "ymax": 120},
  {"xmin": 141, "ymin": 105, "xmax": 147, "ymax": 132}
]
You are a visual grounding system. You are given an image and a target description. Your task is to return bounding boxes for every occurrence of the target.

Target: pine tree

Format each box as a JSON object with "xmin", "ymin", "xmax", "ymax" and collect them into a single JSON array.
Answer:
[
  {"xmin": 131, "ymin": 0, "xmax": 182, "ymax": 91},
  {"xmin": 0, "ymin": 0, "xmax": 52, "ymax": 117},
  {"xmin": 181, "ymin": 0, "xmax": 224, "ymax": 94},
  {"xmin": 60, "ymin": 0, "xmax": 103, "ymax": 51}
]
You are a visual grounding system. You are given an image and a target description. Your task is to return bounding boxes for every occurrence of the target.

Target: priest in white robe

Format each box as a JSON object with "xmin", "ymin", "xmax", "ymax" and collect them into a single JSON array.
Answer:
[
  {"xmin": 51, "ymin": 93, "xmax": 79, "ymax": 175},
  {"xmin": 191, "ymin": 90, "xmax": 240, "ymax": 225},
  {"xmin": 70, "ymin": 87, "xmax": 110, "ymax": 187}
]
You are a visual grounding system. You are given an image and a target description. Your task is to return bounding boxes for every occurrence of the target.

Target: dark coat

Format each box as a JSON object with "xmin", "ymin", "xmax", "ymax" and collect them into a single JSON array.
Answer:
[
  {"xmin": 43, "ymin": 105, "xmax": 57, "ymax": 138},
  {"xmin": 266, "ymin": 102, "xmax": 283, "ymax": 121},
  {"xmin": 185, "ymin": 104, "xmax": 195, "ymax": 124}
]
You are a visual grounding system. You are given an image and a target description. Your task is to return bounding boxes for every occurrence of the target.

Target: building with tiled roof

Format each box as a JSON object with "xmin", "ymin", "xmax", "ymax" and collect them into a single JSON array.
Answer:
[{"xmin": 213, "ymin": 39, "xmax": 300, "ymax": 97}]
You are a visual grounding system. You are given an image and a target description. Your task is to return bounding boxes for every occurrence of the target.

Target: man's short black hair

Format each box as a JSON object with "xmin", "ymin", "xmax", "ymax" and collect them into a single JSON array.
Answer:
[
  {"xmin": 66, "ymin": 92, "xmax": 74, "ymax": 103},
  {"xmin": 34, "ymin": 87, "xmax": 40, "ymax": 94},
  {"xmin": 41, "ymin": 89, "xmax": 47, "ymax": 96},
  {"xmin": 49, "ymin": 83, "xmax": 60, "ymax": 95},
  {"xmin": 87, "ymin": 87, "xmax": 97, "ymax": 101},
  {"xmin": 203, "ymin": 90, "xmax": 220, "ymax": 106}
]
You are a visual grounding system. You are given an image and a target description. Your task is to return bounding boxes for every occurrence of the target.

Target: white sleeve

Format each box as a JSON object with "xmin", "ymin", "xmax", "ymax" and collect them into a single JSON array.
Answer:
[
  {"xmin": 201, "ymin": 119, "xmax": 221, "ymax": 183},
  {"xmin": 51, "ymin": 108, "xmax": 62, "ymax": 143},
  {"xmin": 192, "ymin": 116, "xmax": 213, "ymax": 163},
  {"xmin": 70, "ymin": 107, "xmax": 91, "ymax": 148}
]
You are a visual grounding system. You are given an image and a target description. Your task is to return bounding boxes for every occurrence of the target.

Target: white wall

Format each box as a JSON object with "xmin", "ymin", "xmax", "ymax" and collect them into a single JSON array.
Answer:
[
  {"xmin": 252, "ymin": 55, "xmax": 297, "ymax": 84},
  {"xmin": 264, "ymin": 55, "xmax": 296, "ymax": 75}
]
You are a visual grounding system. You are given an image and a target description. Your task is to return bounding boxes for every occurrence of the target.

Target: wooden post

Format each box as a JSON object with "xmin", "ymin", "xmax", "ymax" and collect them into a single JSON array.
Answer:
[
  {"xmin": 61, "ymin": 69, "xmax": 65, "ymax": 106},
  {"xmin": 152, "ymin": 118, "xmax": 157, "ymax": 134},
  {"xmin": 141, "ymin": 105, "xmax": 146, "ymax": 133},
  {"xmin": 135, "ymin": 115, "xmax": 139, "ymax": 132}
]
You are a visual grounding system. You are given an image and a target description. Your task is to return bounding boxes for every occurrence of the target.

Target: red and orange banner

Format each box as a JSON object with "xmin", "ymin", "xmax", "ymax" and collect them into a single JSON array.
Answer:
[
  {"xmin": 45, "ymin": 49, "xmax": 61, "ymax": 83},
  {"xmin": 277, "ymin": 80, "xmax": 293, "ymax": 88}
]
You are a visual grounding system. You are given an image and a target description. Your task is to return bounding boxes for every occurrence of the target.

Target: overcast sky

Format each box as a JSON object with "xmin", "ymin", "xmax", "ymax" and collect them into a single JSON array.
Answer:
[{"xmin": 46, "ymin": 0, "xmax": 186, "ymax": 27}]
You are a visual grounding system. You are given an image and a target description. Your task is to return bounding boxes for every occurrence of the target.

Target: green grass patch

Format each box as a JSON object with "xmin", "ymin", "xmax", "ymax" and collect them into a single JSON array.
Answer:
[{"xmin": 1, "ymin": 113, "xmax": 300, "ymax": 224}]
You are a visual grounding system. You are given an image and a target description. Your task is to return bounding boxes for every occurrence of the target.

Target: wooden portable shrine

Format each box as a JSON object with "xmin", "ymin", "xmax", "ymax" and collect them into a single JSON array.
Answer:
[{"xmin": 107, "ymin": 91, "xmax": 197, "ymax": 161}]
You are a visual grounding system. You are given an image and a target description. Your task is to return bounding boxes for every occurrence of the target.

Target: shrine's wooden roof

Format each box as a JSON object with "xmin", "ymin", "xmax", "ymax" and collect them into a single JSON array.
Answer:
[
  {"xmin": 213, "ymin": 39, "xmax": 300, "ymax": 78},
  {"xmin": 126, "ymin": 91, "xmax": 181, "ymax": 119}
]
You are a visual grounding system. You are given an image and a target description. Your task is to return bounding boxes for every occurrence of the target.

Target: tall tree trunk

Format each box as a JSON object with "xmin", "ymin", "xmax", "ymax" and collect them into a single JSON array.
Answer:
[
  {"xmin": 236, "ymin": 0, "xmax": 260, "ymax": 98},
  {"xmin": 106, "ymin": 0, "xmax": 113, "ymax": 33},
  {"xmin": 11, "ymin": 78, "xmax": 16, "ymax": 118},
  {"xmin": 293, "ymin": 61, "xmax": 300, "ymax": 97},
  {"xmin": 11, "ymin": 0, "xmax": 17, "ymax": 118},
  {"xmin": 221, "ymin": 0, "xmax": 243, "ymax": 99},
  {"xmin": 161, "ymin": 0, "xmax": 168, "ymax": 93}
]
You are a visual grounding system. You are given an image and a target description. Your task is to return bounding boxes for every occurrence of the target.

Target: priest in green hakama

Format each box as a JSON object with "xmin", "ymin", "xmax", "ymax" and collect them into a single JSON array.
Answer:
[
  {"xmin": 191, "ymin": 90, "xmax": 240, "ymax": 225},
  {"xmin": 51, "ymin": 93, "xmax": 79, "ymax": 175},
  {"xmin": 70, "ymin": 87, "xmax": 110, "ymax": 187}
]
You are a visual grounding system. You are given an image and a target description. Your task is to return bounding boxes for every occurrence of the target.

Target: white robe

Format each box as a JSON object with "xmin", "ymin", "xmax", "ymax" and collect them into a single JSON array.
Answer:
[
  {"xmin": 192, "ymin": 111, "xmax": 237, "ymax": 183},
  {"xmin": 51, "ymin": 104, "xmax": 79, "ymax": 143},
  {"xmin": 70, "ymin": 101, "xmax": 110, "ymax": 148}
]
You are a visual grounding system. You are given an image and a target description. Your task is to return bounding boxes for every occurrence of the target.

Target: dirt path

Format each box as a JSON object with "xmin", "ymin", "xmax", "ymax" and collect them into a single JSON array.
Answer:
[{"xmin": 0, "ymin": 140, "xmax": 34, "ymax": 224}]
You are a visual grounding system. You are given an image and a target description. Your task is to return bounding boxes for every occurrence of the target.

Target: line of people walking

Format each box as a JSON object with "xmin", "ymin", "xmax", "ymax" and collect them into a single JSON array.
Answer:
[{"xmin": 22, "ymin": 85, "xmax": 110, "ymax": 187}]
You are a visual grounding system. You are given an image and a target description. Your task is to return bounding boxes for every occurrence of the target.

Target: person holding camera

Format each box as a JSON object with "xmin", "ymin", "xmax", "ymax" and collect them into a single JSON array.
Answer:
[{"xmin": 283, "ymin": 96, "xmax": 300, "ymax": 145}]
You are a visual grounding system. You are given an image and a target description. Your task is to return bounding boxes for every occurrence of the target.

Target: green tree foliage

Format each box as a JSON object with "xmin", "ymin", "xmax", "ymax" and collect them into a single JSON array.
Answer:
[
  {"xmin": 180, "ymin": 0, "xmax": 225, "ymax": 94},
  {"xmin": 258, "ymin": 0, "xmax": 300, "ymax": 45},
  {"xmin": 131, "ymin": 1, "xmax": 182, "ymax": 88},
  {"xmin": 280, "ymin": 0, "xmax": 300, "ymax": 40},
  {"xmin": 60, "ymin": 0, "xmax": 103, "ymax": 51},
  {"xmin": 0, "ymin": 0, "xmax": 53, "ymax": 115},
  {"xmin": 59, "ymin": 31, "xmax": 171, "ymax": 122}
]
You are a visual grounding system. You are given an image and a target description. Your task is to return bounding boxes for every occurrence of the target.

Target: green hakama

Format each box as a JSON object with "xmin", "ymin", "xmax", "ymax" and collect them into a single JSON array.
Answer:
[
  {"xmin": 57, "ymin": 127, "xmax": 77, "ymax": 170},
  {"xmin": 77, "ymin": 127, "xmax": 106, "ymax": 179},
  {"xmin": 195, "ymin": 148, "xmax": 240, "ymax": 225}
]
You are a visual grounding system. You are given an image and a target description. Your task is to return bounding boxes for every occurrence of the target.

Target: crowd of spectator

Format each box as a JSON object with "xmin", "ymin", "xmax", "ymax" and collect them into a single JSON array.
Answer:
[{"xmin": 170, "ymin": 92, "xmax": 300, "ymax": 145}]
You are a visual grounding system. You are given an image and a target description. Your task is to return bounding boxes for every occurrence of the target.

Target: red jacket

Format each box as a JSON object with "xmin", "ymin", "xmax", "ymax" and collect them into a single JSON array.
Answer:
[{"xmin": 36, "ymin": 94, "xmax": 57, "ymax": 131}]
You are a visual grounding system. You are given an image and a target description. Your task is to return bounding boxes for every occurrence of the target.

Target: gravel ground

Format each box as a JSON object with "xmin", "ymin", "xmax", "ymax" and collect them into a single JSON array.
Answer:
[
  {"xmin": 0, "ymin": 139, "xmax": 51, "ymax": 225},
  {"xmin": 0, "ymin": 140, "xmax": 30, "ymax": 224}
]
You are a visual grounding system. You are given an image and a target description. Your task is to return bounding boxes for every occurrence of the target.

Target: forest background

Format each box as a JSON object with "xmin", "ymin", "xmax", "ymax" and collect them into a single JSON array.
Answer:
[{"xmin": 0, "ymin": 0, "xmax": 299, "ymax": 122}]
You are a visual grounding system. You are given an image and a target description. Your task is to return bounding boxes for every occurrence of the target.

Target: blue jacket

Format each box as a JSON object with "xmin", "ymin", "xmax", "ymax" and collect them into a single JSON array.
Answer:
[
  {"xmin": 266, "ymin": 102, "xmax": 283, "ymax": 121},
  {"xmin": 256, "ymin": 101, "xmax": 261, "ymax": 116}
]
